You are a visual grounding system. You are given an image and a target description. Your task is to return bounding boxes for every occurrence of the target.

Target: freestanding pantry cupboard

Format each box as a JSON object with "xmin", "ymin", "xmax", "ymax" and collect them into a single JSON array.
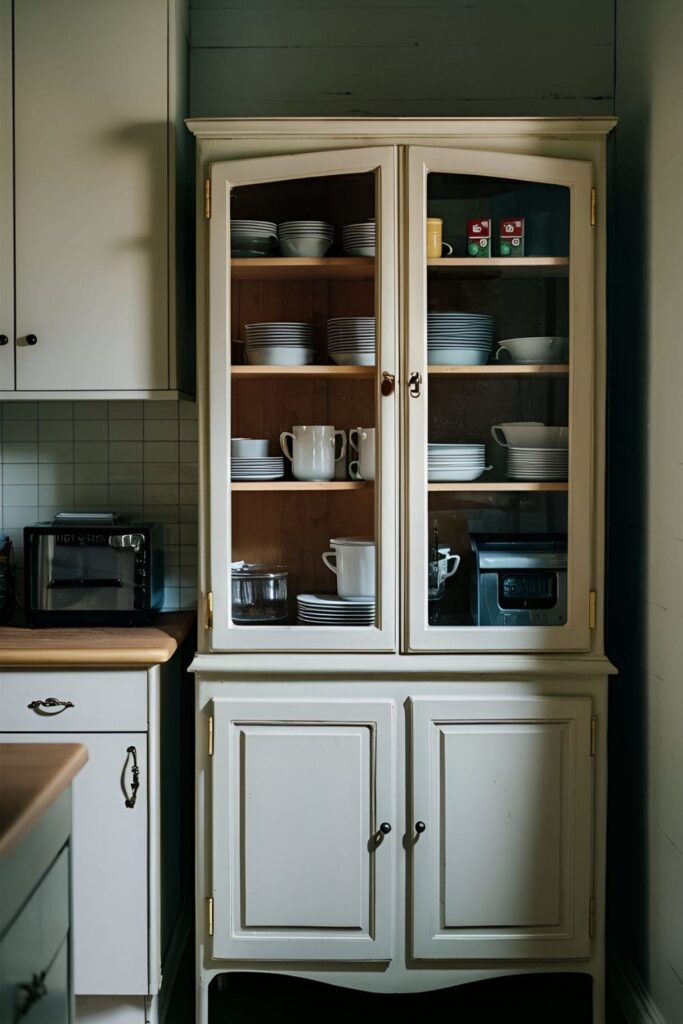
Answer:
[{"xmin": 188, "ymin": 118, "xmax": 617, "ymax": 1023}]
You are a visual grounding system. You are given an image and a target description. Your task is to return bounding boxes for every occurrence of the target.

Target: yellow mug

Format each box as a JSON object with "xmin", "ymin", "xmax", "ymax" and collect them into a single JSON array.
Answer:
[{"xmin": 426, "ymin": 217, "xmax": 453, "ymax": 258}]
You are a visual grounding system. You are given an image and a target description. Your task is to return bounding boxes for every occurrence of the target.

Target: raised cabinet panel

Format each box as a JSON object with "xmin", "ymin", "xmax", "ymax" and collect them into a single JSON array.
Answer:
[
  {"xmin": 13, "ymin": 0, "xmax": 169, "ymax": 392},
  {"xmin": 211, "ymin": 698, "xmax": 394, "ymax": 959},
  {"xmin": 2, "ymin": 733, "xmax": 148, "ymax": 995},
  {"xmin": 410, "ymin": 696, "xmax": 593, "ymax": 959}
]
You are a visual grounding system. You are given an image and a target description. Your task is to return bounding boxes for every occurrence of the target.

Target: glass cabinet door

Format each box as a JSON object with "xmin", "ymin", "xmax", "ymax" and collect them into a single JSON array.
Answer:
[
  {"xmin": 405, "ymin": 146, "xmax": 594, "ymax": 652},
  {"xmin": 207, "ymin": 147, "xmax": 398, "ymax": 651}
]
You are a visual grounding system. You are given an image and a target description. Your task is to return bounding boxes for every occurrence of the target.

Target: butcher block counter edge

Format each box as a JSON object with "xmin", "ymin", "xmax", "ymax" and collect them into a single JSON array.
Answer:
[
  {"xmin": 0, "ymin": 612, "xmax": 195, "ymax": 667},
  {"xmin": 0, "ymin": 743, "xmax": 88, "ymax": 860}
]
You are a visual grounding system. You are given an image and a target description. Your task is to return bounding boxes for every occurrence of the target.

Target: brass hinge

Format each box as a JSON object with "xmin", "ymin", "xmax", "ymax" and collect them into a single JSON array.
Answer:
[
  {"xmin": 590, "ymin": 188, "xmax": 597, "ymax": 227},
  {"xmin": 206, "ymin": 591, "xmax": 213, "ymax": 630},
  {"xmin": 589, "ymin": 896, "xmax": 596, "ymax": 937},
  {"xmin": 588, "ymin": 590, "xmax": 597, "ymax": 630},
  {"xmin": 208, "ymin": 715, "xmax": 214, "ymax": 757},
  {"xmin": 590, "ymin": 715, "xmax": 597, "ymax": 757},
  {"xmin": 207, "ymin": 897, "xmax": 214, "ymax": 937},
  {"xmin": 204, "ymin": 178, "xmax": 211, "ymax": 220}
]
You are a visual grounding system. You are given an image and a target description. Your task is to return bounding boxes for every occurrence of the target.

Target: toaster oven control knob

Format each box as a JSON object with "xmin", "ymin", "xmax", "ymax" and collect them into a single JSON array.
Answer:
[{"xmin": 109, "ymin": 533, "xmax": 143, "ymax": 552}]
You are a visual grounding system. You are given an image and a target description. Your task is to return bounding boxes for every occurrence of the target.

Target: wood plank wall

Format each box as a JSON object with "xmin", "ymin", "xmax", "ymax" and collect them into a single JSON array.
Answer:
[{"xmin": 189, "ymin": 0, "xmax": 615, "ymax": 118}]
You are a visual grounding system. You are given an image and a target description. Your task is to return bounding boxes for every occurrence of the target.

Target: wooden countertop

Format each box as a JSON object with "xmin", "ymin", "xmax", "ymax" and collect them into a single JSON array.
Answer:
[
  {"xmin": 0, "ymin": 612, "xmax": 195, "ymax": 668},
  {"xmin": 0, "ymin": 743, "xmax": 88, "ymax": 860}
]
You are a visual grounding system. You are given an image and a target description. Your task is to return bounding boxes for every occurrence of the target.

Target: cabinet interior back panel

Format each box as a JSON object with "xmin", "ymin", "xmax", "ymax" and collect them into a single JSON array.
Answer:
[{"xmin": 13, "ymin": 0, "xmax": 169, "ymax": 392}]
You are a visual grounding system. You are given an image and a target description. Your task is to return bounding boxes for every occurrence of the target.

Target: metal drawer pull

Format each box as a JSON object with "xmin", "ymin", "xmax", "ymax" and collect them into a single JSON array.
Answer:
[
  {"xmin": 379, "ymin": 822, "xmax": 392, "ymax": 835},
  {"xmin": 123, "ymin": 745, "xmax": 140, "ymax": 809},
  {"xmin": 415, "ymin": 821, "xmax": 426, "ymax": 834},
  {"xmin": 381, "ymin": 371, "xmax": 395, "ymax": 396},
  {"xmin": 408, "ymin": 370, "xmax": 422, "ymax": 398},
  {"xmin": 27, "ymin": 697, "xmax": 75, "ymax": 715},
  {"xmin": 16, "ymin": 970, "xmax": 47, "ymax": 1020}
]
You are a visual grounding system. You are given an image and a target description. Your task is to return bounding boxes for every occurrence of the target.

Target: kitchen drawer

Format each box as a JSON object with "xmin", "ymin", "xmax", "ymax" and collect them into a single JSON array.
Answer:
[{"xmin": 0, "ymin": 670, "xmax": 148, "ymax": 732}]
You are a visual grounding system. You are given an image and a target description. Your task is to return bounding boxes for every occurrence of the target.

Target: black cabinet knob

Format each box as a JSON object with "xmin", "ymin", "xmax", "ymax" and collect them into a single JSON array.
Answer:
[
  {"xmin": 379, "ymin": 822, "xmax": 392, "ymax": 835},
  {"xmin": 415, "ymin": 821, "xmax": 426, "ymax": 834},
  {"xmin": 26, "ymin": 334, "xmax": 38, "ymax": 346},
  {"xmin": 0, "ymin": 334, "xmax": 8, "ymax": 346}
]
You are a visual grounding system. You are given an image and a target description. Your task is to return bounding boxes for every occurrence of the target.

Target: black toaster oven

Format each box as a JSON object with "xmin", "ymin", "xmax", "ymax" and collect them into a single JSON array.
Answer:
[{"xmin": 24, "ymin": 513, "xmax": 164, "ymax": 626}]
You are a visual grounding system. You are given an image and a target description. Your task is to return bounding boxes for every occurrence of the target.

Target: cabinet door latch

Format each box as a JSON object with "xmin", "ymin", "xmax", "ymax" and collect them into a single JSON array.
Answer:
[
  {"xmin": 590, "ymin": 188, "xmax": 597, "ymax": 227},
  {"xmin": 208, "ymin": 715, "xmax": 214, "ymax": 757},
  {"xmin": 204, "ymin": 179, "xmax": 211, "ymax": 220},
  {"xmin": 408, "ymin": 371, "xmax": 423, "ymax": 398},
  {"xmin": 206, "ymin": 591, "xmax": 213, "ymax": 630},
  {"xmin": 207, "ymin": 897, "xmax": 214, "ymax": 937}
]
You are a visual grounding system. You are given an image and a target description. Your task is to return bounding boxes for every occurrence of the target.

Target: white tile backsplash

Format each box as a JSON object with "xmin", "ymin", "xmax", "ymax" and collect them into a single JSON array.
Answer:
[{"xmin": 0, "ymin": 399, "xmax": 199, "ymax": 611}]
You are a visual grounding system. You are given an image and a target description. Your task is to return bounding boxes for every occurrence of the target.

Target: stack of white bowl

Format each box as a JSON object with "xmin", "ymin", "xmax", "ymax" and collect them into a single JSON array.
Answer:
[
  {"xmin": 278, "ymin": 220, "xmax": 334, "ymax": 258},
  {"xmin": 296, "ymin": 593, "xmax": 375, "ymax": 627},
  {"xmin": 230, "ymin": 438, "xmax": 285, "ymax": 481},
  {"xmin": 230, "ymin": 219, "xmax": 278, "ymax": 257},
  {"xmin": 327, "ymin": 317, "xmax": 375, "ymax": 366},
  {"xmin": 342, "ymin": 221, "xmax": 375, "ymax": 256},
  {"xmin": 427, "ymin": 313, "xmax": 495, "ymax": 366},
  {"xmin": 427, "ymin": 443, "xmax": 491, "ymax": 482},
  {"xmin": 491, "ymin": 423, "xmax": 569, "ymax": 481},
  {"xmin": 243, "ymin": 322, "xmax": 316, "ymax": 366}
]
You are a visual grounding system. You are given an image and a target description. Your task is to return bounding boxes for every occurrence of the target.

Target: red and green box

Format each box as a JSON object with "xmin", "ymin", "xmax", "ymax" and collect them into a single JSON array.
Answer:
[
  {"xmin": 467, "ymin": 218, "xmax": 492, "ymax": 257},
  {"xmin": 499, "ymin": 217, "xmax": 525, "ymax": 256}
]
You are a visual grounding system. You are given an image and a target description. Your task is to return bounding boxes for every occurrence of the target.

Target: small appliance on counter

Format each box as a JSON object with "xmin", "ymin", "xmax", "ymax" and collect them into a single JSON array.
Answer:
[
  {"xmin": 0, "ymin": 534, "xmax": 15, "ymax": 623},
  {"xmin": 24, "ymin": 513, "xmax": 163, "ymax": 626},
  {"xmin": 470, "ymin": 534, "xmax": 567, "ymax": 627}
]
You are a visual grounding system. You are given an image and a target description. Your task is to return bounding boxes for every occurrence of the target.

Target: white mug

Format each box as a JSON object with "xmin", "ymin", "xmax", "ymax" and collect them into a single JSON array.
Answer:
[
  {"xmin": 280, "ymin": 425, "xmax": 347, "ymax": 481},
  {"xmin": 437, "ymin": 546, "xmax": 460, "ymax": 583},
  {"xmin": 322, "ymin": 537, "xmax": 375, "ymax": 598},
  {"xmin": 348, "ymin": 427, "xmax": 375, "ymax": 481}
]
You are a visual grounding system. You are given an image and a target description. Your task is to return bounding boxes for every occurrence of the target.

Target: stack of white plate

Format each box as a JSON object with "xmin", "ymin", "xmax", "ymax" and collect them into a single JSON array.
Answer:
[
  {"xmin": 506, "ymin": 447, "xmax": 568, "ymax": 481},
  {"xmin": 296, "ymin": 593, "xmax": 375, "ymax": 626},
  {"xmin": 427, "ymin": 312, "xmax": 495, "ymax": 366},
  {"xmin": 230, "ymin": 219, "xmax": 278, "ymax": 257},
  {"xmin": 231, "ymin": 455, "xmax": 285, "ymax": 481},
  {"xmin": 427, "ymin": 443, "xmax": 491, "ymax": 482},
  {"xmin": 243, "ymin": 322, "xmax": 316, "ymax": 366},
  {"xmin": 278, "ymin": 220, "xmax": 334, "ymax": 258},
  {"xmin": 327, "ymin": 317, "xmax": 375, "ymax": 366},
  {"xmin": 342, "ymin": 221, "xmax": 375, "ymax": 256}
]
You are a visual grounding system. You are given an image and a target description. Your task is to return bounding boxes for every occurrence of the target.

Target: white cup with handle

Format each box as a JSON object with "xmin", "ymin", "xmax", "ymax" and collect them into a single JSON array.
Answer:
[
  {"xmin": 437, "ymin": 545, "xmax": 461, "ymax": 583},
  {"xmin": 280, "ymin": 425, "xmax": 347, "ymax": 481},
  {"xmin": 348, "ymin": 427, "xmax": 375, "ymax": 481},
  {"xmin": 322, "ymin": 537, "xmax": 375, "ymax": 598}
]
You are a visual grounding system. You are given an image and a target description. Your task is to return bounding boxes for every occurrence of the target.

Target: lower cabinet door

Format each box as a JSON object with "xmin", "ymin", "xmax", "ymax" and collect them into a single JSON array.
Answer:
[
  {"xmin": 210, "ymin": 698, "xmax": 394, "ymax": 960},
  {"xmin": 4, "ymin": 733, "xmax": 148, "ymax": 994},
  {"xmin": 409, "ymin": 695, "xmax": 593, "ymax": 959}
]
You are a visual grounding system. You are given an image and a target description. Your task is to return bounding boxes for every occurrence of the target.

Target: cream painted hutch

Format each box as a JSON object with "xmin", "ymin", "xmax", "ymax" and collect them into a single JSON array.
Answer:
[{"xmin": 188, "ymin": 118, "xmax": 617, "ymax": 1023}]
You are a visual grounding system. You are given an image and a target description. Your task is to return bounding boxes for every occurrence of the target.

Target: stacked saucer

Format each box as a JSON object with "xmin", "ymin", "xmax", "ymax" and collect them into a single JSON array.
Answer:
[
  {"xmin": 506, "ymin": 447, "xmax": 568, "ymax": 481},
  {"xmin": 278, "ymin": 220, "xmax": 334, "ymax": 257},
  {"xmin": 231, "ymin": 455, "xmax": 285, "ymax": 481},
  {"xmin": 342, "ymin": 221, "xmax": 375, "ymax": 256},
  {"xmin": 297, "ymin": 593, "xmax": 375, "ymax": 626},
  {"xmin": 327, "ymin": 317, "xmax": 375, "ymax": 366},
  {"xmin": 244, "ymin": 322, "xmax": 316, "ymax": 366},
  {"xmin": 427, "ymin": 312, "xmax": 495, "ymax": 366},
  {"xmin": 427, "ymin": 443, "xmax": 491, "ymax": 482},
  {"xmin": 230, "ymin": 219, "xmax": 278, "ymax": 257}
]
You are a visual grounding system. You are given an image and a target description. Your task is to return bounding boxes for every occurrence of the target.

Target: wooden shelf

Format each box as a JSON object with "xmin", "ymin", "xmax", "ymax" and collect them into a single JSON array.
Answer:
[
  {"xmin": 428, "ymin": 364, "xmax": 568, "ymax": 376},
  {"xmin": 428, "ymin": 482, "xmax": 568, "ymax": 492},
  {"xmin": 427, "ymin": 256, "xmax": 569, "ymax": 278},
  {"xmin": 232, "ymin": 481, "xmax": 373, "ymax": 492},
  {"xmin": 231, "ymin": 365, "xmax": 375, "ymax": 380},
  {"xmin": 230, "ymin": 257, "xmax": 375, "ymax": 280}
]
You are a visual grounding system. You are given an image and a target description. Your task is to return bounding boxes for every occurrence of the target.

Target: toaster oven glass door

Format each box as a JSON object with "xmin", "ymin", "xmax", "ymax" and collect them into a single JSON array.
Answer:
[{"xmin": 34, "ymin": 533, "xmax": 140, "ymax": 612}]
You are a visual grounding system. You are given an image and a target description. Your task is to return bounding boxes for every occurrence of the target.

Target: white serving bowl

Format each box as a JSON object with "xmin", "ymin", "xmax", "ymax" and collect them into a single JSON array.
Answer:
[
  {"xmin": 246, "ymin": 346, "xmax": 315, "ymax": 366},
  {"xmin": 496, "ymin": 336, "xmax": 569, "ymax": 364},
  {"xmin": 329, "ymin": 352, "xmax": 376, "ymax": 366},
  {"xmin": 231, "ymin": 438, "xmax": 269, "ymax": 458},
  {"xmin": 280, "ymin": 237, "xmax": 334, "ymax": 258},
  {"xmin": 492, "ymin": 423, "xmax": 568, "ymax": 449},
  {"xmin": 427, "ymin": 466, "xmax": 491, "ymax": 482}
]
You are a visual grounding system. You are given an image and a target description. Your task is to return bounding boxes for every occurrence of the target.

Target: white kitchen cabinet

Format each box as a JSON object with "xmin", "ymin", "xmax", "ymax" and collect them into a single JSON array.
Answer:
[
  {"xmin": 0, "ymin": 657, "xmax": 190, "ymax": 1023},
  {"xmin": 0, "ymin": 0, "xmax": 192, "ymax": 399},
  {"xmin": 409, "ymin": 695, "xmax": 593, "ymax": 959},
  {"xmin": 209, "ymin": 698, "xmax": 394, "ymax": 960},
  {"xmin": 189, "ymin": 118, "xmax": 615, "ymax": 1023}
]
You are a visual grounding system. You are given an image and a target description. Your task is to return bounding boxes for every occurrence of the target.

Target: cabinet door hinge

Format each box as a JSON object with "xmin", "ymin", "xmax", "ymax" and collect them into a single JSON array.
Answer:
[
  {"xmin": 206, "ymin": 591, "xmax": 213, "ymax": 630},
  {"xmin": 588, "ymin": 590, "xmax": 597, "ymax": 630},
  {"xmin": 590, "ymin": 715, "xmax": 597, "ymax": 757},
  {"xmin": 207, "ymin": 897, "xmax": 214, "ymax": 937},
  {"xmin": 589, "ymin": 896, "xmax": 596, "ymax": 937},
  {"xmin": 204, "ymin": 178, "xmax": 211, "ymax": 220},
  {"xmin": 208, "ymin": 715, "xmax": 214, "ymax": 757},
  {"xmin": 590, "ymin": 187, "xmax": 597, "ymax": 227}
]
